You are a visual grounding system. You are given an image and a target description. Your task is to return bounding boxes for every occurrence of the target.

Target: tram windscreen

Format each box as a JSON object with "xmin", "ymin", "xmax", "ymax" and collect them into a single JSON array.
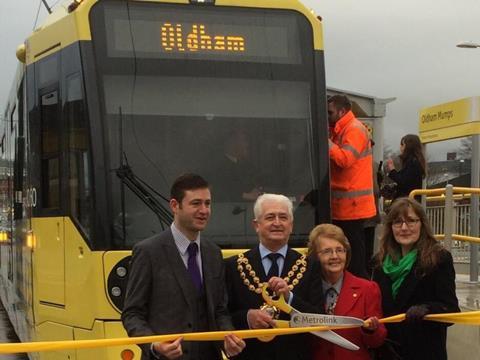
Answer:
[{"xmin": 90, "ymin": 1, "xmax": 319, "ymax": 249}]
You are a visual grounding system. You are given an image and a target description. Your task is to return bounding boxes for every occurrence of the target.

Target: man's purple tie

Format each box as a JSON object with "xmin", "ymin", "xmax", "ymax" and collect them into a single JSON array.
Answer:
[{"xmin": 187, "ymin": 242, "xmax": 202, "ymax": 291}]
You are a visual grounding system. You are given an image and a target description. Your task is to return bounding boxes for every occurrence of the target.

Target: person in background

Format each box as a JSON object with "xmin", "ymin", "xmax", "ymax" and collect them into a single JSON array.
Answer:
[
  {"xmin": 328, "ymin": 94, "xmax": 376, "ymax": 278},
  {"xmin": 373, "ymin": 198, "xmax": 459, "ymax": 360},
  {"xmin": 364, "ymin": 140, "xmax": 382, "ymax": 274},
  {"xmin": 307, "ymin": 223, "xmax": 386, "ymax": 360},
  {"xmin": 386, "ymin": 134, "xmax": 426, "ymax": 201},
  {"xmin": 210, "ymin": 129, "xmax": 262, "ymax": 202},
  {"xmin": 122, "ymin": 174, "xmax": 245, "ymax": 360}
]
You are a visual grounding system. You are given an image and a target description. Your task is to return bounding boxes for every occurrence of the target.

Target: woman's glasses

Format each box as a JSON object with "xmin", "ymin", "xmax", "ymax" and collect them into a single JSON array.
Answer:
[
  {"xmin": 318, "ymin": 247, "xmax": 347, "ymax": 257},
  {"xmin": 392, "ymin": 218, "xmax": 420, "ymax": 228}
]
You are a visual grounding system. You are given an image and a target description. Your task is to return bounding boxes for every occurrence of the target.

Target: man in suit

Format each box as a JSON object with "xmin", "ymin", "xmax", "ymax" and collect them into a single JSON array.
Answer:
[
  {"xmin": 122, "ymin": 174, "xmax": 245, "ymax": 360},
  {"xmin": 225, "ymin": 193, "xmax": 323, "ymax": 360}
]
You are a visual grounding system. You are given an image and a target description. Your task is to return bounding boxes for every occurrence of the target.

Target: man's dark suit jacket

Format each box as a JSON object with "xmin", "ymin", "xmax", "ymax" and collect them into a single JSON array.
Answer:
[
  {"xmin": 373, "ymin": 250, "xmax": 460, "ymax": 360},
  {"xmin": 225, "ymin": 246, "xmax": 323, "ymax": 360},
  {"xmin": 122, "ymin": 229, "xmax": 234, "ymax": 360}
]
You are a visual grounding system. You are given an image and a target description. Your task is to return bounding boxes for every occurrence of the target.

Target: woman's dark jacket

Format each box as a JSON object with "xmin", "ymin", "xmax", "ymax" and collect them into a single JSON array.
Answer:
[
  {"xmin": 373, "ymin": 250, "xmax": 460, "ymax": 360},
  {"xmin": 388, "ymin": 157, "xmax": 423, "ymax": 199}
]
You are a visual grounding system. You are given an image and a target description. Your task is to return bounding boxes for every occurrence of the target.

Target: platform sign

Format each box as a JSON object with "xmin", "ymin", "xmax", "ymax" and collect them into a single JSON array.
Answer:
[{"xmin": 418, "ymin": 96, "xmax": 480, "ymax": 143}]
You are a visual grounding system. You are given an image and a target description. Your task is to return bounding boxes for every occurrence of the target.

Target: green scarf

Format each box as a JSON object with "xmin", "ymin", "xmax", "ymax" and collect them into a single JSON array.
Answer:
[{"xmin": 382, "ymin": 250, "xmax": 418, "ymax": 299}]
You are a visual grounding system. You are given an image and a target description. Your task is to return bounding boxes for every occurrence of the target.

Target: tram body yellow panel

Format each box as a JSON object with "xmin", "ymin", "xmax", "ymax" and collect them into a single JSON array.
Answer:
[
  {"xmin": 26, "ymin": 12, "xmax": 79, "ymax": 64},
  {"xmin": 26, "ymin": 0, "xmax": 323, "ymax": 65},
  {"xmin": 72, "ymin": 320, "xmax": 105, "ymax": 360},
  {"xmin": 19, "ymin": 242, "xmax": 35, "ymax": 345},
  {"xmin": 33, "ymin": 217, "xmax": 121, "ymax": 328},
  {"xmin": 63, "ymin": 218, "xmax": 121, "ymax": 323},
  {"xmin": 35, "ymin": 321, "xmax": 75, "ymax": 360},
  {"xmin": 32, "ymin": 218, "xmax": 65, "ymax": 307},
  {"xmin": 74, "ymin": 321, "xmax": 141, "ymax": 360}
]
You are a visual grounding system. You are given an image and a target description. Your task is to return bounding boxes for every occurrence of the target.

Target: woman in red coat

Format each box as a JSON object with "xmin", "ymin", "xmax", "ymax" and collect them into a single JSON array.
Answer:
[{"xmin": 308, "ymin": 224, "xmax": 387, "ymax": 359}]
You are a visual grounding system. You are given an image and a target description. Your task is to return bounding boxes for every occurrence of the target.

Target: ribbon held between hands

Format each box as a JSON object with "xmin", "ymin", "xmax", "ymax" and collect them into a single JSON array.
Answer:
[{"xmin": 0, "ymin": 311, "xmax": 479, "ymax": 354}]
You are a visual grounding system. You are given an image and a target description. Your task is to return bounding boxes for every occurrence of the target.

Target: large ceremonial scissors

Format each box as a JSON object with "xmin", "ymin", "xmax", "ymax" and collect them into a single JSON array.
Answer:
[{"xmin": 261, "ymin": 284, "xmax": 363, "ymax": 350}]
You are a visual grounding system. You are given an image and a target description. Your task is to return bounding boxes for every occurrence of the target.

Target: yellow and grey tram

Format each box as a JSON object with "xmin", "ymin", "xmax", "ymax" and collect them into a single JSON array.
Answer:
[{"xmin": 0, "ymin": 0, "xmax": 329, "ymax": 358}]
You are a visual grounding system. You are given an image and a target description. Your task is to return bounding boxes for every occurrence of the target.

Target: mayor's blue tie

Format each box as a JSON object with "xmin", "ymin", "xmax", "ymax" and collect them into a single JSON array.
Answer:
[{"xmin": 266, "ymin": 253, "xmax": 282, "ymax": 279}]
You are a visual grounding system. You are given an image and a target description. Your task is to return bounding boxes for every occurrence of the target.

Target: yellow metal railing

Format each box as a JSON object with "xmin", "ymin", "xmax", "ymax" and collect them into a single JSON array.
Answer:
[
  {"xmin": 435, "ymin": 234, "xmax": 480, "ymax": 245},
  {"xmin": 410, "ymin": 186, "xmax": 480, "ymax": 199},
  {"xmin": 409, "ymin": 186, "xmax": 480, "ymax": 245},
  {"xmin": 409, "ymin": 185, "xmax": 480, "ymax": 281}
]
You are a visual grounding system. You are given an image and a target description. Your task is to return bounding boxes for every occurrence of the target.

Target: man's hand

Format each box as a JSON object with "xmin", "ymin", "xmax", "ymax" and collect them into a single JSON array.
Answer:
[
  {"xmin": 247, "ymin": 309, "xmax": 275, "ymax": 329},
  {"xmin": 224, "ymin": 334, "xmax": 246, "ymax": 358},
  {"xmin": 267, "ymin": 276, "xmax": 290, "ymax": 300},
  {"xmin": 152, "ymin": 337, "xmax": 183, "ymax": 359}
]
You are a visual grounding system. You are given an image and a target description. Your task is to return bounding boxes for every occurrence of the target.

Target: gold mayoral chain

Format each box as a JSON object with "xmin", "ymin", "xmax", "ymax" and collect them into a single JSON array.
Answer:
[{"xmin": 236, "ymin": 252, "xmax": 307, "ymax": 319}]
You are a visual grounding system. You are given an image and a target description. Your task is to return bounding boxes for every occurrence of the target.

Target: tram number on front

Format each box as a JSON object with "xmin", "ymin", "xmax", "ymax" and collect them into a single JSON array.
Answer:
[{"xmin": 161, "ymin": 23, "xmax": 246, "ymax": 53}]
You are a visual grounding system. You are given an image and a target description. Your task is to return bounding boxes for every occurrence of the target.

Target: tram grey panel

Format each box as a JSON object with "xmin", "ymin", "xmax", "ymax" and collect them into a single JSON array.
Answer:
[
  {"xmin": 207, "ymin": 202, "xmax": 256, "ymax": 246},
  {"xmin": 103, "ymin": 76, "xmax": 310, "ymax": 119}
]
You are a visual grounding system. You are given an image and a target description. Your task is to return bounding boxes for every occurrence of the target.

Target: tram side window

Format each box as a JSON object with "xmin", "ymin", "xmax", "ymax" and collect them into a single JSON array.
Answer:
[
  {"xmin": 15, "ymin": 80, "xmax": 26, "ymax": 221},
  {"xmin": 10, "ymin": 82, "xmax": 26, "ymax": 221},
  {"xmin": 0, "ymin": 134, "xmax": 7, "ymax": 235},
  {"xmin": 8, "ymin": 106, "xmax": 17, "ymax": 224},
  {"xmin": 66, "ymin": 74, "xmax": 92, "ymax": 236},
  {"xmin": 40, "ymin": 91, "xmax": 60, "ymax": 209}
]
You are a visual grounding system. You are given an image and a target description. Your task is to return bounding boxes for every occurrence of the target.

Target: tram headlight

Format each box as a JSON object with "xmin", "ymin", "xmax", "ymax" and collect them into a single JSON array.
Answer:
[
  {"xmin": 111, "ymin": 287, "xmax": 122, "ymax": 297},
  {"xmin": 116, "ymin": 266, "xmax": 127, "ymax": 278},
  {"xmin": 26, "ymin": 233, "xmax": 35, "ymax": 248},
  {"xmin": 107, "ymin": 256, "xmax": 131, "ymax": 311}
]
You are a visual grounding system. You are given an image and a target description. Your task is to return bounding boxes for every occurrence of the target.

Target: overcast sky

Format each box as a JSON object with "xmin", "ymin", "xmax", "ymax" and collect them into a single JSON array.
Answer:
[
  {"xmin": 1, "ymin": 0, "xmax": 479, "ymax": 160},
  {"xmin": 304, "ymin": 0, "xmax": 480, "ymax": 159}
]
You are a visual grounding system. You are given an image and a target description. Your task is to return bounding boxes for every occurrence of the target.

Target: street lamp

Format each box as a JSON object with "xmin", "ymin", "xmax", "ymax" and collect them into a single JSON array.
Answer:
[
  {"xmin": 456, "ymin": 41, "xmax": 480, "ymax": 49},
  {"xmin": 455, "ymin": 41, "xmax": 480, "ymax": 282}
]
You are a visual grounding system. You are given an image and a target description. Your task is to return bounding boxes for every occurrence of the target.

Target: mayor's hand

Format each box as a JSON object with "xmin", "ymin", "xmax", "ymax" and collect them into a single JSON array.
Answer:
[
  {"xmin": 224, "ymin": 334, "xmax": 246, "ymax": 358},
  {"xmin": 268, "ymin": 276, "xmax": 290, "ymax": 301},
  {"xmin": 247, "ymin": 309, "xmax": 275, "ymax": 329}
]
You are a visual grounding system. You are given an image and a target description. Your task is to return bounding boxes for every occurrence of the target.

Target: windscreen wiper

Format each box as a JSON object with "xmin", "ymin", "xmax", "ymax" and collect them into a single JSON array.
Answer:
[
  {"xmin": 115, "ymin": 106, "xmax": 172, "ymax": 234},
  {"xmin": 115, "ymin": 158, "xmax": 173, "ymax": 228}
]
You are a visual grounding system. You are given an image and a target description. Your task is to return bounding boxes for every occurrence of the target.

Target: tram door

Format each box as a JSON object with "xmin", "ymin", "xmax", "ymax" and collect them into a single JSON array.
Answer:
[{"xmin": 30, "ymin": 87, "xmax": 66, "ymax": 307}]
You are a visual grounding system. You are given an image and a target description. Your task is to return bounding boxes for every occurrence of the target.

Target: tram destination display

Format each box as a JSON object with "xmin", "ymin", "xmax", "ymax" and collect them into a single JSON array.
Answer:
[{"xmin": 97, "ymin": 3, "xmax": 304, "ymax": 64}]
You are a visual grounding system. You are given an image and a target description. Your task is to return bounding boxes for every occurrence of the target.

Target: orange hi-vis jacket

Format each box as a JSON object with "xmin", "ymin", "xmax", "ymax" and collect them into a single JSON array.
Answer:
[{"xmin": 329, "ymin": 110, "xmax": 376, "ymax": 220}]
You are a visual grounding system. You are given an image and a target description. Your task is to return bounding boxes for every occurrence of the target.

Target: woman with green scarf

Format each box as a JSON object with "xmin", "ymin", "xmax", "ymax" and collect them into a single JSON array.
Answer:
[{"xmin": 373, "ymin": 198, "xmax": 459, "ymax": 360}]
